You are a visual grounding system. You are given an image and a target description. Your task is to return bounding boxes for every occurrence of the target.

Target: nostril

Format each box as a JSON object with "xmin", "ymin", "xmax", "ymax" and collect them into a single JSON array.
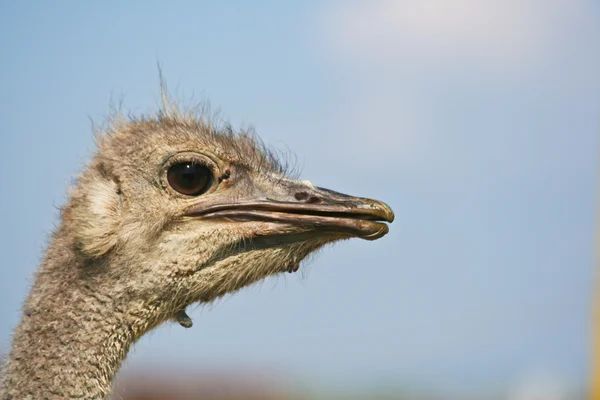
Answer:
[
  {"xmin": 294, "ymin": 191, "xmax": 309, "ymax": 201},
  {"xmin": 294, "ymin": 191, "xmax": 322, "ymax": 204}
]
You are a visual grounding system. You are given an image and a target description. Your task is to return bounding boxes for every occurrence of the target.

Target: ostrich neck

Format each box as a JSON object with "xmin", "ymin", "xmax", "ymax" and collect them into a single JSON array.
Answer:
[{"xmin": 0, "ymin": 229, "xmax": 148, "ymax": 400}]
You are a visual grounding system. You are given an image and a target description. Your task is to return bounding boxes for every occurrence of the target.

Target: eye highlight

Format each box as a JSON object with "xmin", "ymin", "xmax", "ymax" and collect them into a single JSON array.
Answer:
[{"xmin": 167, "ymin": 162, "xmax": 213, "ymax": 196}]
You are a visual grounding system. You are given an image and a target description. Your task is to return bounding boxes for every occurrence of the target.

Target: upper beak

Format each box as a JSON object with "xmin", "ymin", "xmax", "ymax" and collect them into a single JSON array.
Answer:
[{"xmin": 185, "ymin": 183, "xmax": 394, "ymax": 241}]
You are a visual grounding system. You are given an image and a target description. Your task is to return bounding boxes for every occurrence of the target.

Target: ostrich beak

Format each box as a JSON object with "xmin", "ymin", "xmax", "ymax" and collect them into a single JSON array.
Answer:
[{"xmin": 185, "ymin": 182, "xmax": 394, "ymax": 241}]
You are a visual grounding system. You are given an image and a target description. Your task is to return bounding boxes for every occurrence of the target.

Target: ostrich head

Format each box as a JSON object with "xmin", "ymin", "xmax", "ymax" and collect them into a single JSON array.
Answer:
[{"xmin": 64, "ymin": 110, "xmax": 393, "ymax": 332}]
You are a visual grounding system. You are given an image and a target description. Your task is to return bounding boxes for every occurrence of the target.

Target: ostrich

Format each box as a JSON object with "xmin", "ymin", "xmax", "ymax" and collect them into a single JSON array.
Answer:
[{"xmin": 0, "ymin": 102, "xmax": 394, "ymax": 399}]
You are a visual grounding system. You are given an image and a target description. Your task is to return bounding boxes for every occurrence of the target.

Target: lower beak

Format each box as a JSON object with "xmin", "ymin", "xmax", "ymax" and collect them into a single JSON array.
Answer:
[{"xmin": 185, "ymin": 186, "xmax": 394, "ymax": 241}]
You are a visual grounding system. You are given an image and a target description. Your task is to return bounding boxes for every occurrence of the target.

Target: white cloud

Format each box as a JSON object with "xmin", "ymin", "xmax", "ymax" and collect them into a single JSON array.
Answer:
[
  {"xmin": 321, "ymin": 0, "xmax": 597, "ymax": 76},
  {"xmin": 314, "ymin": 0, "xmax": 599, "ymax": 174}
]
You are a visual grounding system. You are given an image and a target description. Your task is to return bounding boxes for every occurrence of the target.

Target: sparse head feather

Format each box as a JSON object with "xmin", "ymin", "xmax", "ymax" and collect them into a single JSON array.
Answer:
[{"xmin": 96, "ymin": 109, "xmax": 291, "ymax": 177}]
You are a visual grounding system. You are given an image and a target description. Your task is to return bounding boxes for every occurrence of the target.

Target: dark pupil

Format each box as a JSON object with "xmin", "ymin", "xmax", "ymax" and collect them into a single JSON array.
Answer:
[{"xmin": 167, "ymin": 163, "xmax": 211, "ymax": 195}]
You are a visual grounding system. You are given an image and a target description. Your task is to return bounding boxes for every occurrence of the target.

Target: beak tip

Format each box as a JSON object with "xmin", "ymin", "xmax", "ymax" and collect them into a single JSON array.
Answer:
[
  {"xmin": 375, "ymin": 201, "xmax": 395, "ymax": 223},
  {"xmin": 386, "ymin": 208, "xmax": 395, "ymax": 223},
  {"xmin": 362, "ymin": 223, "xmax": 390, "ymax": 241}
]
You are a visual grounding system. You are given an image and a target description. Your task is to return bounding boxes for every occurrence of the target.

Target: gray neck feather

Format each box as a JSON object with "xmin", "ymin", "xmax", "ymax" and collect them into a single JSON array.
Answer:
[{"xmin": 0, "ymin": 228, "xmax": 146, "ymax": 400}]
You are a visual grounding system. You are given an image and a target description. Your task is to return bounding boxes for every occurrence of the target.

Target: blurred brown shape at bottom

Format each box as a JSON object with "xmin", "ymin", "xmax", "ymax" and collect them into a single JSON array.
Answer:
[{"xmin": 110, "ymin": 370, "xmax": 307, "ymax": 400}]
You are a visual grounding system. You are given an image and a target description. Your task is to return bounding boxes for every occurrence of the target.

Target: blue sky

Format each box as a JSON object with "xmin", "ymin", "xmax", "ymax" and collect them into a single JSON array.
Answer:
[{"xmin": 1, "ymin": 1, "xmax": 599, "ymax": 397}]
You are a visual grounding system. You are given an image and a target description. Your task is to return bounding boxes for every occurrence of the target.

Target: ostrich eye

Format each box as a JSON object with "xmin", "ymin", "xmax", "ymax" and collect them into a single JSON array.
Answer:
[{"xmin": 167, "ymin": 162, "xmax": 213, "ymax": 196}]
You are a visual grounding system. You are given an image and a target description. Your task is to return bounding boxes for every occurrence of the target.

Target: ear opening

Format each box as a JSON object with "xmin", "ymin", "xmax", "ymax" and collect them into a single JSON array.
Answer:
[{"xmin": 71, "ymin": 167, "xmax": 122, "ymax": 258}]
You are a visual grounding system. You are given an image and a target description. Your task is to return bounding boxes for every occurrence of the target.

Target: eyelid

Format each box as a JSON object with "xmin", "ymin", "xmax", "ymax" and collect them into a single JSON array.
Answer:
[
  {"xmin": 164, "ymin": 154, "xmax": 211, "ymax": 169},
  {"xmin": 160, "ymin": 150, "xmax": 222, "ymax": 171}
]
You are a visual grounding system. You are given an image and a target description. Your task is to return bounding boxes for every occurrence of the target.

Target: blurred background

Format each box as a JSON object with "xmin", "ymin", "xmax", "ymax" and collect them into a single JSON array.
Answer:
[{"xmin": 1, "ymin": 1, "xmax": 598, "ymax": 399}]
